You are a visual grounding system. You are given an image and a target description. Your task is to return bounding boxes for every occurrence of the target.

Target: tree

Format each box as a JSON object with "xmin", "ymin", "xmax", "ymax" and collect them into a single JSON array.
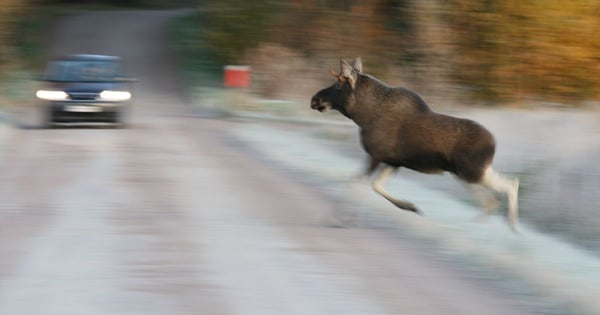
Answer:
[{"xmin": 202, "ymin": 0, "xmax": 280, "ymax": 63}]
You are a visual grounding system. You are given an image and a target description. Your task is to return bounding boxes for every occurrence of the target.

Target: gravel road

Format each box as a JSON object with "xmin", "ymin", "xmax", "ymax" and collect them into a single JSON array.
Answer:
[{"xmin": 0, "ymin": 9, "xmax": 544, "ymax": 314}]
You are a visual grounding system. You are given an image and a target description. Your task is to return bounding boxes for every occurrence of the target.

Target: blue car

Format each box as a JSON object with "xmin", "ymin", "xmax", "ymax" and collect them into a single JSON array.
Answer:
[{"xmin": 36, "ymin": 54, "xmax": 134, "ymax": 126}]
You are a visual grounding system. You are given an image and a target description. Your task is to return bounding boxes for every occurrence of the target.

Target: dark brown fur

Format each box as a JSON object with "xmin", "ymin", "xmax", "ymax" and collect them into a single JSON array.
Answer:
[
  {"xmin": 311, "ymin": 60, "xmax": 495, "ymax": 183},
  {"xmin": 311, "ymin": 58, "xmax": 520, "ymax": 229}
]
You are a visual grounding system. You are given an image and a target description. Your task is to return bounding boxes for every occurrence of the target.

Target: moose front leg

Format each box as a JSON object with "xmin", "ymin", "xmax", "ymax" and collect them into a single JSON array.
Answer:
[
  {"xmin": 365, "ymin": 158, "xmax": 380, "ymax": 176},
  {"xmin": 372, "ymin": 165, "xmax": 422, "ymax": 215},
  {"xmin": 351, "ymin": 158, "xmax": 380, "ymax": 182}
]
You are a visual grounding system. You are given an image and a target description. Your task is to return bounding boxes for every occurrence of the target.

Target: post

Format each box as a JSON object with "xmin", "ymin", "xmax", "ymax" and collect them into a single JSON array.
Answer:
[{"xmin": 224, "ymin": 65, "xmax": 250, "ymax": 88}]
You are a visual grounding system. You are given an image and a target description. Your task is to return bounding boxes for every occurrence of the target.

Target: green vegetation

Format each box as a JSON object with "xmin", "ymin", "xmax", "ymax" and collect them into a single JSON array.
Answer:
[
  {"xmin": 168, "ymin": 11, "xmax": 223, "ymax": 88},
  {"xmin": 0, "ymin": 1, "xmax": 34, "ymax": 74},
  {"xmin": 202, "ymin": 0, "xmax": 281, "ymax": 64},
  {"xmin": 198, "ymin": 0, "xmax": 416, "ymax": 78},
  {"xmin": 4, "ymin": 0, "xmax": 600, "ymax": 106},
  {"xmin": 189, "ymin": 0, "xmax": 600, "ymax": 105},
  {"xmin": 0, "ymin": 2, "xmax": 57, "ymax": 106},
  {"xmin": 38, "ymin": 0, "xmax": 179, "ymax": 9},
  {"xmin": 168, "ymin": 11, "xmax": 265, "ymax": 115}
]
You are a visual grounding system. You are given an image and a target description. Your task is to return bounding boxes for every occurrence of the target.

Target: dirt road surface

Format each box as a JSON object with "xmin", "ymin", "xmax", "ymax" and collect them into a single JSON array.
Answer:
[{"xmin": 0, "ymin": 10, "xmax": 543, "ymax": 314}]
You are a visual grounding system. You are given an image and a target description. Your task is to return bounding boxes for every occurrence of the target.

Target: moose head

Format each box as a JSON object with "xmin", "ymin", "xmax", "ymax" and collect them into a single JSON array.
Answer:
[{"xmin": 310, "ymin": 58, "xmax": 363, "ymax": 117}]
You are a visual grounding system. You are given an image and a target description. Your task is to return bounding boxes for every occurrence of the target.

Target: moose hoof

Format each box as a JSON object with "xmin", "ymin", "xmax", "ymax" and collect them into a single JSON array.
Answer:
[
  {"xmin": 472, "ymin": 213, "xmax": 490, "ymax": 223},
  {"xmin": 507, "ymin": 218, "xmax": 520, "ymax": 234},
  {"xmin": 393, "ymin": 201, "xmax": 421, "ymax": 215}
]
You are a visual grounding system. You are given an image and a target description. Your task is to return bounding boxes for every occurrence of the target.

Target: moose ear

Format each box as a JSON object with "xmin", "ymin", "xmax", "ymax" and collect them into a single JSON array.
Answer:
[
  {"xmin": 351, "ymin": 57, "xmax": 362, "ymax": 73},
  {"xmin": 340, "ymin": 59, "xmax": 358, "ymax": 89}
]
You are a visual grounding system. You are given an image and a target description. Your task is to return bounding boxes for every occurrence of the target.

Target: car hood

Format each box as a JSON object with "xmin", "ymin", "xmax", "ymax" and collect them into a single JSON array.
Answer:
[{"xmin": 46, "ymin": 81, "xmax": 128, "ymax": 93}]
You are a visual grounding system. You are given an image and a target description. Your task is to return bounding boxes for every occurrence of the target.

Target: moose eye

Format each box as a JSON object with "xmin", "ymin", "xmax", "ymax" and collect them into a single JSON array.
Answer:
[{"xmin": 335, "ymin": 82, "xmax": 343, "ymax": 90}]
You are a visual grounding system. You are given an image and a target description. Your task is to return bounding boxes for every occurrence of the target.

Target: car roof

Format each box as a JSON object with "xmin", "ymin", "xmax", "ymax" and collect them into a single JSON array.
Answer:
[{"xmin": 54, "ymin": 54, "xmax": 121, "ymax": 62}]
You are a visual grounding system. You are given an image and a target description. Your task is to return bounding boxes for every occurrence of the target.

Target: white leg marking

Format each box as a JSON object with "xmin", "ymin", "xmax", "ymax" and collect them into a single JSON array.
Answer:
[
  {"xmin": 372, "ymin": 166, "xmax": 419, "ymax": 213},
  {"xmin": 467, "ymin": 183, "xmax": 500, "ymax": 221},
  {"xmin": 480, "ymin": 167, "xmax": 520, "ymax": 230},
  {"xmin": 372, "ymin": 166, "xmax": 397, "ymax": 201}
]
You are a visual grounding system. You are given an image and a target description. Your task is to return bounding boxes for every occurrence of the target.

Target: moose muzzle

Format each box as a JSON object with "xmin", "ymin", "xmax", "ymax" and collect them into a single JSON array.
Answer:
[{"xmin": 310, "ymin": 96, "xmax": 328, "ymax": 112}]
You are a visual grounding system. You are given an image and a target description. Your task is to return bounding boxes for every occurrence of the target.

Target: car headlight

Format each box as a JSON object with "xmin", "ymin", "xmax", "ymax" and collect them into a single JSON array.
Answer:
[
  {"xmin": 99, "ymin": 90, "xmax": 131, "ymax": 101},
  {"xmin": 36, "ymin": 90, "xmax": 69, "ymax": 101}
]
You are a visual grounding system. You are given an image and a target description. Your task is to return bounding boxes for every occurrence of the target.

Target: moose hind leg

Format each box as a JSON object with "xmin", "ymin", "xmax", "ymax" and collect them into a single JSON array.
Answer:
[
  {"xmin": 467, "ymin": 183, "xmax": 500, "ymax": 222},
  {"xmin": 480, "ymin": 167, "xmax": 520, "ymax": 229},
  {"xmin": 372, "ymin": 165, "xmax": 421, "ymax": 215}
]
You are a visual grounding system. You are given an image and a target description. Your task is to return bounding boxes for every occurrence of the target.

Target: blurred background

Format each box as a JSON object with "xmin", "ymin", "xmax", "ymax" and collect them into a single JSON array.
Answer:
[
  {"xmin": 1, "ymin": 1, "xmax": 600, "ymax": 314},
  {"xmin": 2, "ymin": 0, "xmax": 600, "ymax": 250},
  {"xmin": 3, "ymin": 0, "xmax": 600, "ymax": 105}
]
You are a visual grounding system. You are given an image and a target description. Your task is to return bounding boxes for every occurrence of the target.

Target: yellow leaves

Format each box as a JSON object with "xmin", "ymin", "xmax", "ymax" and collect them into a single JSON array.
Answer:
[
  {"xmin": 201, "ymin": 0, "xmax": 600, "ymax": 102},
  {"xmin": 448, "ymin": 0, "xmax": 600, "ymax": 102}
]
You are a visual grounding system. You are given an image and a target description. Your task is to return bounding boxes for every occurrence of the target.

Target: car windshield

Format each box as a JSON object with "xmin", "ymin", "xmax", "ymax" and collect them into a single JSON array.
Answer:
[{"xmin": 45, "ymin": 60, "xmax": 125, "ymax": 82}]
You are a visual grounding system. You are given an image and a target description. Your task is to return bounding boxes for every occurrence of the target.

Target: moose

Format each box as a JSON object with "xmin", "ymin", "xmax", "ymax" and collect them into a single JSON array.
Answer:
[{"xmin": 310, "ymin": 58, "xmax": 520, "ymax": 230}]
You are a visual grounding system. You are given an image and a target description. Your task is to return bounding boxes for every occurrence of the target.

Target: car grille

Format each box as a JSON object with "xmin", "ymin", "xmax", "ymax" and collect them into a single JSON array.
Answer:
[{"xmin": 68, "ymin": 92, "xmax": 99, "ymax": 100}]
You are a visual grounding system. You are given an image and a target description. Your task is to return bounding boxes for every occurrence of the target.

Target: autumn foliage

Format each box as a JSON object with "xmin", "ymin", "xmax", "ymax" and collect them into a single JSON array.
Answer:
[
  {"xmin": 445, "ymin": 0, "xmax": 600, "ymax": 102},
  {"xmin": 202, "ymin": 0, "xmax": 600, "ymax": 104},
  {"xmin": 2, "ymin": 1, "xmax": 600, "ymax": 104}
]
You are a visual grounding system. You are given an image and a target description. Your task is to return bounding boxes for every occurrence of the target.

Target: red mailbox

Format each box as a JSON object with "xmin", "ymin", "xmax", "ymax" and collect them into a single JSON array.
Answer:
[{"xmin": 224, "ymin": 65, "xmax": 250, "ymax": 88}]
